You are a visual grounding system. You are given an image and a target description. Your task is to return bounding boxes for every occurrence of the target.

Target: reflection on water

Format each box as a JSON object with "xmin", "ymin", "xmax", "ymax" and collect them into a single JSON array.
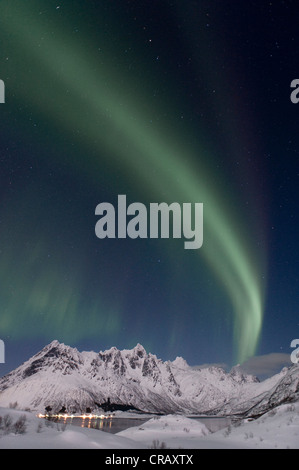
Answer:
[
  {"xmin": 45, "ymin": 415, "xmax": 233, "ymax": 434},
  {"xmin": 51, "ymin": 416, "xmax": 151, "ymax": 434},
  {"xmin": 193, "ymin": 417, "xmax": 232, "ymax": 433}
]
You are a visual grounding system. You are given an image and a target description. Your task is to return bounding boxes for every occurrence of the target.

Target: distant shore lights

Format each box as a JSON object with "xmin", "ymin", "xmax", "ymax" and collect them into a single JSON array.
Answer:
[{"xmin": 38, "ymin": 413, "xmax": 114, "ymax": 420}]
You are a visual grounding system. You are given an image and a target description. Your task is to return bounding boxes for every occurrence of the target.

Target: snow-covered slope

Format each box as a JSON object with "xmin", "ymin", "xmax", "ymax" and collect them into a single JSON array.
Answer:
[
  {"xmin": 118, "ymin": 403, "xmax": 299, "ymax": 449},
  {"xmin": 0, "ymin": 340, "xmax": 297, "ymax": 416},
  {"xmin": 0, "ymin": 407, "xmax": 145, "ymax": 449},
  {"xmin": 232, "ymin": 365, "xmax": 299, "ymax": 418},
  {"xmin": 1, "ymin": 403, "xmax": 298, "ymax": 449}
]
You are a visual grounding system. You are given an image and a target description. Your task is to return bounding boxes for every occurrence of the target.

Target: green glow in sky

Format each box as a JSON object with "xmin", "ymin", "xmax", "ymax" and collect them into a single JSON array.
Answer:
[{"xmin": 0, "ymin": 2, "xmax": 266, "ymax": 363}]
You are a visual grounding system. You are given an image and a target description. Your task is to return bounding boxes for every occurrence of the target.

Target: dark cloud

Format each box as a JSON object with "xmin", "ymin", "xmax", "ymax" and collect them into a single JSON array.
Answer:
[{"xmin": 239, "ymin": 353, "xmax": 292, "ymax": 380}]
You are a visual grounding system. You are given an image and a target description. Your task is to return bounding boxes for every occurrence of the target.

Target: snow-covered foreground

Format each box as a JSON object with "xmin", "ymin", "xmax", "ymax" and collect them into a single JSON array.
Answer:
[
  {"xmin": 0, "ymin": 404, "xmax": 298, "ymax": 449},
  {"xmin": 0, "ymin": 407, "xmax": 144, "ymax": 449},
  {"xmin": 118, "ymin": 405, "xmax": 299, "ymax": 449}
]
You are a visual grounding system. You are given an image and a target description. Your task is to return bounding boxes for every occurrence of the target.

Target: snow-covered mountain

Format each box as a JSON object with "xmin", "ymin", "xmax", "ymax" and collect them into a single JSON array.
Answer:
[{"xmin": 0, "ymin": 340, "xmax": 298, "ymax": 416}]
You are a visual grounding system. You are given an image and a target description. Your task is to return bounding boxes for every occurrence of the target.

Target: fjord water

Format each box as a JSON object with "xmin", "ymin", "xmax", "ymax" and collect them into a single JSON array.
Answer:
[
  {"xmin": 52, "ymin": 415, "xmax": 232, "ymax": 434},
  {"xmin": 57, "ymin": 416, "xmax": 150, "ymax": 434}
]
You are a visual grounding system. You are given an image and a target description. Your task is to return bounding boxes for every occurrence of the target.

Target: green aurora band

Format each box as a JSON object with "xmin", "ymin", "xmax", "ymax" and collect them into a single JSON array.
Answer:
[{"xmin": 0, "ymin": 2, "xmax": 266, "ymax": 363}]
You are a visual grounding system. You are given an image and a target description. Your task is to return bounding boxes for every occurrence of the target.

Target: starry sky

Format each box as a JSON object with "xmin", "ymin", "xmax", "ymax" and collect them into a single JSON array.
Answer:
[{"xmin": 0, "ymin": 0, "xmax": 298, "ymax": 377}]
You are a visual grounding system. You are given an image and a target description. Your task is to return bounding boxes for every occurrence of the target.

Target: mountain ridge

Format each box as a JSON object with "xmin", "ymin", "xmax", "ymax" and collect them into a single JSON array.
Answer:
[{"xmin": 0, "ymin": 340, "xmax": 298, "ymax": 417}]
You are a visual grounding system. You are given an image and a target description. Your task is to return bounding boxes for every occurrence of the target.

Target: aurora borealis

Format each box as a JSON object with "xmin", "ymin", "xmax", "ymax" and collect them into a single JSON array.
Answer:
[{"xmin": 0, "ymin": 1, "xmax": 298, "ymax": 376}]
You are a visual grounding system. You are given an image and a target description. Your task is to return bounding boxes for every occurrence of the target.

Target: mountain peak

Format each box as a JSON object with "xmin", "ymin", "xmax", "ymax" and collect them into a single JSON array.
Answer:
[
  {"xmin": 45, "ymin": 339, "xmax": 63, "ymax": 349},
  {"xmin": 100, "ymin": 346, "xmax": 119, "ymax": 355},
  {"xmin": 133, "ymin": 343, "xmax": 146, "ymax": 354},
  {"xmin": 229, "ymin": 364, "xmax": 259, "ymax": 384},
  {"xmin": 41, "ymin": 340, "xmax": 72, "ymax": 354},
  {"xmin": 171, "ymin": 356, "xmax": 189, "ymax": 369},
  {"xmin": 0, "ymin": 341, "xmax": 296, "ymax": 416}
]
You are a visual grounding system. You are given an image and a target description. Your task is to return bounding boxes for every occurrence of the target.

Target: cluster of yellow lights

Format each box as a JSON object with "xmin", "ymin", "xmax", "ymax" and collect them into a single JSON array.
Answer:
[{"xmin": 38, "ymin": 413, "xmax": 114, "ymax": 419}]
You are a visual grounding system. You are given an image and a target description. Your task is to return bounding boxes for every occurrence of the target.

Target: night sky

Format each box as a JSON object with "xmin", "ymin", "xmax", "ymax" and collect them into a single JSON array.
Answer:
[{"xmin": 0, "ymin": 0, "xmax": 298, "ymax": 378}]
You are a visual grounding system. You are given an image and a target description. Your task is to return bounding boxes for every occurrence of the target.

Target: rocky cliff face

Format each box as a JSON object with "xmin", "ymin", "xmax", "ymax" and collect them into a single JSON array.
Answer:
[{"xmin": 0, "ymin": 340, "xmax": 297, "ymax": 416}]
